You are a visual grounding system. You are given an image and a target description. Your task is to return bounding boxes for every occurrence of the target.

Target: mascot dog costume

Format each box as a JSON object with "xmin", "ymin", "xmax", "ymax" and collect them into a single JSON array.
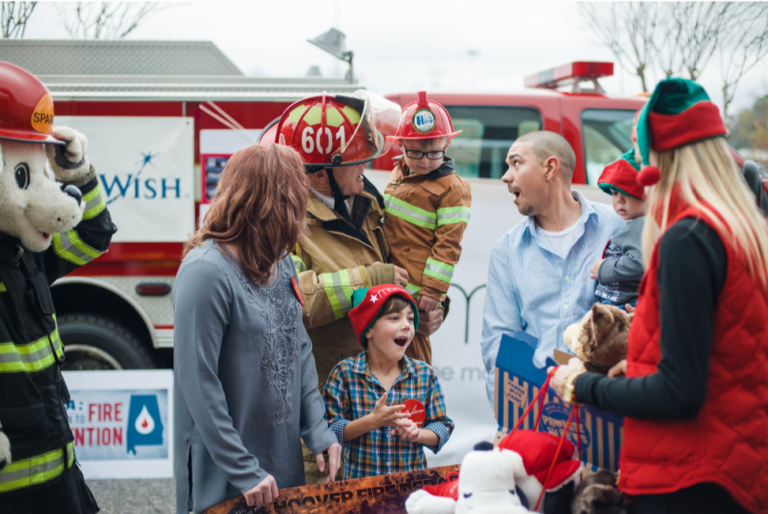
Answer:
[{"xmin": 0, "ymin": 62, "xmax": 115, "ymax": 513}]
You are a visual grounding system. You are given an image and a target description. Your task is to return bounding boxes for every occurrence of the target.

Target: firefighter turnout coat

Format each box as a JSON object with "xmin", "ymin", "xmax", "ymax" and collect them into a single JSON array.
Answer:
[
  {"xmin": 291, "ymin": 177, "xmax": 436, "ymax": 386},
  {"xmin": 382, "ymin": 158, "xmax": 471, "ymax": 302},
  {"xmin": 0, "ymin": 178, "xmax": 115, "ymax": 498}
]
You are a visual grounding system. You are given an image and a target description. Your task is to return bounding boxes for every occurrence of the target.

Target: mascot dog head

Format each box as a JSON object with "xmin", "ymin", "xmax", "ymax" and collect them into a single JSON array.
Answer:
[{"xmin": 0, "ymin": 62, "xmax": 85, "ymax": 252}]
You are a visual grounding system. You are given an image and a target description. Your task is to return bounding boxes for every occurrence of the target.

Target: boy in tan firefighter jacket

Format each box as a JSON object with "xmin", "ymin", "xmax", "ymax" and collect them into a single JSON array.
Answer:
[{"xmin": 383, "ymin": 92, "xmax": 472, "ymax": 364}]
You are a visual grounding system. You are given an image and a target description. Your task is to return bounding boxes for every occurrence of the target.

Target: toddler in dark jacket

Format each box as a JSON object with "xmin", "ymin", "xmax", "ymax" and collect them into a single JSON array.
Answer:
[{"xmin": 590, "ymin": 149, "xmax": 647, "ymax": 309}]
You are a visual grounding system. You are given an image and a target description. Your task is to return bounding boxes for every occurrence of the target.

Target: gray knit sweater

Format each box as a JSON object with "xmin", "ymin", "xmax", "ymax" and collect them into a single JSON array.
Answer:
[{"xmin": 173, "ymin": 242, "xmax": 336, "ymax": 514}]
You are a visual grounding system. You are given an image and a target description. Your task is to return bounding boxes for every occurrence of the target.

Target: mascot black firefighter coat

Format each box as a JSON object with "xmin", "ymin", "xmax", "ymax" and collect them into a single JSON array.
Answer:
[{"xmin": 0, "ymin": 176, "xmax": 115, "ymax": 497}]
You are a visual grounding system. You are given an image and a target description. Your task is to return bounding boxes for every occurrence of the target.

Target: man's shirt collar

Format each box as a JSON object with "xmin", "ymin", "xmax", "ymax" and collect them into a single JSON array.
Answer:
[{"xmin": 520, "ymin": 190, "xmax": 598, "ymax": 236}]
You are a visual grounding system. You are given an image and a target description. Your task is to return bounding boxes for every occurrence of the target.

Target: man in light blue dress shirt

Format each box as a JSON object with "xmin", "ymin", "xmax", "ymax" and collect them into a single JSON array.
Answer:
[{"xmin": 480, "ymin": 131, "xmax": 625, "ymax": 406}]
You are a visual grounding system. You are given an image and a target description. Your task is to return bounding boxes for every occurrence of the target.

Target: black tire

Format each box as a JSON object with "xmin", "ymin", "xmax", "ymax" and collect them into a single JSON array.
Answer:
[{"xmin": 58, "ymin": 313, "xmax": 156, "ymax": 370}]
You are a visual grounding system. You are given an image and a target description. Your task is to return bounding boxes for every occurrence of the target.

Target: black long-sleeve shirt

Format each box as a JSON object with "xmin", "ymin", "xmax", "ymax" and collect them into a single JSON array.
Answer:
[{"xmin": 575, "ymin": 217, "xmax": 727, "ymax": 419}]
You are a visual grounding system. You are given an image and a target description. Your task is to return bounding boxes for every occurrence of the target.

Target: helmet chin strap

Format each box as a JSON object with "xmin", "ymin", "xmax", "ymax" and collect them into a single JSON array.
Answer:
[{"xmin": 325, "ymin": 168, "xmax": 352, "ymax": 222}]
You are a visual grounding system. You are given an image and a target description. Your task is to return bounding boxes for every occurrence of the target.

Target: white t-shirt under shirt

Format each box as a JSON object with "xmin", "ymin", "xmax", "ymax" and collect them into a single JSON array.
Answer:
[{"xmin": 539, "ymin": 222, "xmax": 579, "ymax": 260}]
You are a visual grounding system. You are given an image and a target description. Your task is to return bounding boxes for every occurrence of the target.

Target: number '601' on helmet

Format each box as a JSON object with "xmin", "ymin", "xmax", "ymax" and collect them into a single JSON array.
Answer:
[{"xmin": 259, "ymin": 90, "xmax": 400, "ymax": 168}]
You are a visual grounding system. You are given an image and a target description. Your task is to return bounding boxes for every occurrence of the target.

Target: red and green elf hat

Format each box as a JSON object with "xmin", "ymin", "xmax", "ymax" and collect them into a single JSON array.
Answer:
[
  {"xmin": 635, "ymin": 78, "xmax": 726, "ymax": 186},
  {"xmin": 597, "ymin": 148, "xmax": 644, "ymax": 200},
  {"xmin": 349, "ymin": 285, "xmax": 420, "ymax": 348}
]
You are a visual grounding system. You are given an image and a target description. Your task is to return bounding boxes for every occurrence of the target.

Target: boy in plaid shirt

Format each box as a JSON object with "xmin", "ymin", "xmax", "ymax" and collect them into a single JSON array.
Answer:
[{"xmin": 322, "ymin": 285, "xmax": 454, "ymax": 480}]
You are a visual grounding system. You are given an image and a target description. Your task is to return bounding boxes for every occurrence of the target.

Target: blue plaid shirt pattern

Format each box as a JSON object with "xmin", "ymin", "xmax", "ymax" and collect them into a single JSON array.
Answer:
[{"xmin": 322, "ymin": 352, "xmax": 454, "ymax": 480}]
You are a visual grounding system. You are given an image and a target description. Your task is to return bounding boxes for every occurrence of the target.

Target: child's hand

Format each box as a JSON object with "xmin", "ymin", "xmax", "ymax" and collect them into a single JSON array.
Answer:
[
  {"xmin": 370, "ymin": 393, "xmax": 407, "ymax": 429},
  {"xmin": 589, "ymin": 258, "xmax": 604, "ymax": 279},
  {"xmin": 417, "ymin": 295, "xmax": 440, "ymax": 313},
  {"xmin": 392, "ymin": 419, "xmax": 421, "ymax": 443}
]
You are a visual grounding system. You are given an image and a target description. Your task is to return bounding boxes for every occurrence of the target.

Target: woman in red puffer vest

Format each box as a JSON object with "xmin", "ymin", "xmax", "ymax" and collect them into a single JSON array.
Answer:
[{"xmin": 550, "ymin": 78, "xmax": 768, "ymax": 514}]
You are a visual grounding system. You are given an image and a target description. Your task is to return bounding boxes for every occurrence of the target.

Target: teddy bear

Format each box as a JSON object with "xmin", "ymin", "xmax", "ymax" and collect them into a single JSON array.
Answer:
[
  {"xmin": 570, "ymin": 469, "xmax": 633, "ymax": 514},
  {"xmin": 563, "ymin": 303, "xmax": 632, "ymax": 374},
  {"xmin": 405, "ymin": 441, "xmax": 531, "ymax": 514},
  {"xmin": 0, "ymin": 62, "xmax": 116, "ymax": 513}
]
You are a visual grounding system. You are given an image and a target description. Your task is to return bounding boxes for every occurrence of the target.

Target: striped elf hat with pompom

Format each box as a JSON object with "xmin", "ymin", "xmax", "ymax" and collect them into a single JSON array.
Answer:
[
  {"xmin": 598, "ymin": 148, "xmax": 644, "ymax": 200},
  {"xmin": 635, "ymin": 78, "xmax": 727, "ymax": 187}
]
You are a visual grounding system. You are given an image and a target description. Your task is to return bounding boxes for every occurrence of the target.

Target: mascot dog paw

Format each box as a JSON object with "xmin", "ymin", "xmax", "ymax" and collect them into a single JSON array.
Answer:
[
  {"xmin": 45, "ymin": 126, "xmax": 95, "ymax": 186},
  {"xmin": 0, "ymin": 421, "xmax": 10, "ymax": 471}
]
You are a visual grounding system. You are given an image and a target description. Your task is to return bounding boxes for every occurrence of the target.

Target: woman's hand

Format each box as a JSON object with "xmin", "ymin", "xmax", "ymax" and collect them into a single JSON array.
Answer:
[
  {"xmin": 369, "ymin": 393, "xmax": 407, "ymax": 428},
  {"xmin": 625, "ymin": 303, "xmax": 636, "ymax": 313},
  {"xmin": 608, "ymin": 359, "xmax": 627, "ymax": 377},
  {"xmin": 547, "ymin": 358, "xmax": 586, "ymax": 400},
  {"xmin": 589, "ymin": 258, "xmax": 604, "ymax": 279},
  {"xmin": 244, "ymin": 475, "xmax": 279, "ymax": 507},
  {"xmin": 316, "ymin": 443, "xmax": 342, "ymax": 483},
  {"xmin": 392, "ymin": 419, "xmax": 421, "ymax": 443}
]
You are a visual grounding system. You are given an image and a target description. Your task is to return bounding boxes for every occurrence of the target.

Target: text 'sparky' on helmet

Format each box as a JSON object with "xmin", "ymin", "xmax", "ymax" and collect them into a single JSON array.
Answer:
[
  {"xmin": 0, "ymin": 62, "xmax": 65, "ymax": 146},
  {"xmin": 388, "ymin": 91, "xmax": 462, "ymax": 141},
  {"xmin": 259, "ymin": 90, "xmax": 400, "ymax": 168}
]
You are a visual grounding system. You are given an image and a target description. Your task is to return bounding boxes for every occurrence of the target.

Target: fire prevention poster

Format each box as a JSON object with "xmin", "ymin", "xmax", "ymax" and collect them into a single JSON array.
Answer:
[{"xmin": 62, "ymin": 370, "xmax": 175, "ymax": 479}]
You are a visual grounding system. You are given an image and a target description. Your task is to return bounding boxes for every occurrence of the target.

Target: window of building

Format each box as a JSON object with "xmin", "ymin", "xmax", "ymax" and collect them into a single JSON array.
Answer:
[
  {"xmin": 581, "ymin": 109, "xmax": 636, "ymax": 186},
  {"xmin": 444, "ymin": 106, "xmax": 542, "ymax": 179}
]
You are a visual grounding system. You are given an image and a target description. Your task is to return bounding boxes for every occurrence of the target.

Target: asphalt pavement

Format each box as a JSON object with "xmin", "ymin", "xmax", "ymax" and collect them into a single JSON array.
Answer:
[{"xmin": 87, "ymin": 478, "xmax": 176, "ymax": 514}]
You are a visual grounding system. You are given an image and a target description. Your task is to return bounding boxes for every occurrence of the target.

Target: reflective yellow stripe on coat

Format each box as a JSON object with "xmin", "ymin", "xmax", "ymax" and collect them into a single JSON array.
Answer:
[
  {"xmin": 0, "ymin": 442, "xmax": 74, "ymax": 493},
  {"xmin": 320, "ymin": 269, "xmax": 354, "ymax": 320},
  {"xmin": 0, "ymin": 317, "xmax": 63, "ymax": 374},
  {"xmin": 52, "ymin": 230, "xmax": 103, "ymax": 266}
]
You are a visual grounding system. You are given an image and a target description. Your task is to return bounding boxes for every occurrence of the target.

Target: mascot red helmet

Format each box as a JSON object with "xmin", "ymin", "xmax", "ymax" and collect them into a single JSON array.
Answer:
[
  {"xmin": 0, "ymin": 62, "xmax": 64, "ymax": 145},
  {"xmin": 260, "ymin": 90, "xmax": 400, "ymax": 168},
  {"xmin": 388, "ymin": 91, "xmax": 461, "ymax": 141}
]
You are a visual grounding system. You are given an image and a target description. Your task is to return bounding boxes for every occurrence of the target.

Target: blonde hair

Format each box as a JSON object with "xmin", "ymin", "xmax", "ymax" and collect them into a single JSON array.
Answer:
[{"xmin": 641, "ymin": 137, "xmax": 768, "ymax": 286}]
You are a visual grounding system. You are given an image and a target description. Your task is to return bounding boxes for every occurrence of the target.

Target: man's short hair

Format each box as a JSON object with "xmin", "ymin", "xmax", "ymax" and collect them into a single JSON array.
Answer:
[{"xmin": 515, "ymin": 131, "xmax": 576, "ymax": 179}]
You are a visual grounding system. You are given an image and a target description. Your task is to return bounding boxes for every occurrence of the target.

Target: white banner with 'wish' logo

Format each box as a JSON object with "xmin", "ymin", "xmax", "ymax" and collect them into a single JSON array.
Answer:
[{"xmin": 55, "ymin": 116, "xmax": 195, "ymax": 242}]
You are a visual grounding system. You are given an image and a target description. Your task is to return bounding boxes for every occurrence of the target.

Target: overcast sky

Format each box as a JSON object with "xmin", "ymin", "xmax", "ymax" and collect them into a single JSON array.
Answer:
[{"xmin": 22, "ymin": 1, "xmax": 768, "ymax": 115}]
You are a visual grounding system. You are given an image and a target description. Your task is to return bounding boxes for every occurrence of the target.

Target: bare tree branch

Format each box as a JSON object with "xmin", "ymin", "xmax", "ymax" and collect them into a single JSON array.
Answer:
[
  {"xmin": 720, "ymin": 3, "xmax": 768, "ymax": 128},
  {"xmin": 580, "ymin": 2, "xmax": 665, "ymax": 92},
  {"xmin": 57, "ymin": 2, "xmax": 166, "ymax": 39},
  {"xmin": 1, "ymin": 1, "xmax": 37, "ymax": 38},
  {"xmin": 581, "ymin": 1, "xmax": 768, "ymax": 125}
]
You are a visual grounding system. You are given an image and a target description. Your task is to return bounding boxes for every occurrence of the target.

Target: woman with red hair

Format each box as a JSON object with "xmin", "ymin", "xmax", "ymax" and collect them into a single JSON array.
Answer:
[{"xmin": 173, "ymin": 144, "xmax": 341, "ymax": 514}]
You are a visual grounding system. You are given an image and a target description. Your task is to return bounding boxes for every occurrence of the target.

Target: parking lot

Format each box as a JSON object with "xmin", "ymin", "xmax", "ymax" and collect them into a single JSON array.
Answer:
[{"xmin": 87, "ymin": 478, "xmax": 176, "ymax": 514}]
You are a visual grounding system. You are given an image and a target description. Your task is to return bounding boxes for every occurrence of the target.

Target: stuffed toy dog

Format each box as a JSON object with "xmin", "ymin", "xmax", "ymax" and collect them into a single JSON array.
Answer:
[
  {"xmin": 563, "ymin": 303, "xmax": 632, "ymax": 374},
  {"xmin": 0, "ymin": 62, "xmax": 116, "ymax": 513},
  {"xmin": 499, "ymin": 430, "xmax": 583, "ymax": 513},
  {"xmin": 405, "ymin": 442, "xmax": 531, "ymax": 514}
]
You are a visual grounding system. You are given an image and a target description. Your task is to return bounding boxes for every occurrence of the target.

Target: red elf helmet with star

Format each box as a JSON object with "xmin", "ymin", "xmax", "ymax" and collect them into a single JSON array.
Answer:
[{"xmin": 348, "ymin": 285, "xmax": 420, "ymax": 348}]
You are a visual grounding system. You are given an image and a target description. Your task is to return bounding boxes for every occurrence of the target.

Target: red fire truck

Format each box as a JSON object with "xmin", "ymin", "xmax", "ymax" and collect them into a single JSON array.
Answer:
[{"xmin": 5, "ymin": 46, "xmax": 679, "ymax": 370}]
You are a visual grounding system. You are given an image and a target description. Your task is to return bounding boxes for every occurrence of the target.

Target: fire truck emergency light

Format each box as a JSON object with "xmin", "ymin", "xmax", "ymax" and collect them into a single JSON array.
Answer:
[{"xmin": 525, "ymin": 61, "xmax": 613, "ymax": 94}]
